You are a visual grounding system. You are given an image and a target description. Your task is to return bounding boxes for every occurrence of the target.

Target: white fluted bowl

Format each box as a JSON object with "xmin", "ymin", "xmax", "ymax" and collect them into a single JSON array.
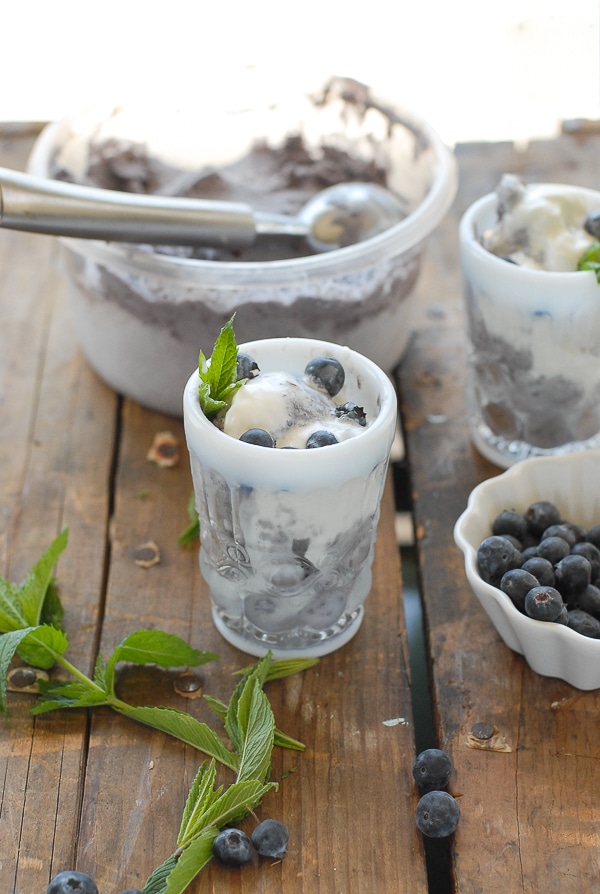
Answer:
[{"xmin": 454, "ymin": 450, "xmax": 600, "ymax": 689}]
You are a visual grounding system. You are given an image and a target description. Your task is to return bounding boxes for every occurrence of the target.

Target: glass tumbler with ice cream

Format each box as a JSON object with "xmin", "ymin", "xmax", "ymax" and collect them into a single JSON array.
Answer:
[
  {"xmin": 460, "ymin": 174, "xmax": 600, "ymax": 468},
  {"xmin": 182, "ymin": 325, "xmax": 397, "ymax": 658}
]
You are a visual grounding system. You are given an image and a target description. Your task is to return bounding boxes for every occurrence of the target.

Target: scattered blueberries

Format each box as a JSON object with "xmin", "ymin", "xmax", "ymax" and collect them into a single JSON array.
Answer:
[
  {"xmin": 412, "ymin": 748, "xmax": 453, "ymax": 793},
  {"xmin": 212, "ymin": 828, "xmax": 254, "ymax": 867},
  {"xmin": 251, "ymin": 819, "xmax": 290, "ymax": 858},
  {"xmin": 415, "ymin": 790, "xmax": 461, "ymax": 839},
  {"xmin": 304, "ymin": 356, "xmax": 345, "ymax": 396},
  {"xmin": 412, "ymin": 748, "xmax": 459, "ymax": 839},
  {"xmin": 47, "ymin": 872, "xmax": 98, "ymax": 894},
  {"xmin": 477, "ymin": 500, "xmax": 600, "ymax": 637},
  {"xmin": 239, "ymin": 428, "xmax": 276, "ymax": 447},
  {"xmin": 212, "ymin": 818, "xmax": 290, "ymax": 869}
]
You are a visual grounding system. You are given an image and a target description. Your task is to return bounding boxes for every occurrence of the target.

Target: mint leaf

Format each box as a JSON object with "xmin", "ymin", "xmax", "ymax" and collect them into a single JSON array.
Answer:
[
  {"xmin": 104, "ymin": 629, "xmax": 217, "ymax": 693},
  {"xmin": 236, "ymin": 679, "xmax": 275, "ymax": 784},
  {"xmin": 142, "ymin": 854, "xmax": 179, "ymax": 894},
  {"xmin": 17, "ymin": 624, "xmax": 68, "ymax": 669},
  {"xmin": 161, "ymin": 829, "xmax": 217, "ymax": 894},
  {"xmin": 18, "ymin": 529, "xmax": 68, "ymax": 626},
  {"xmin": 0, "ymin": 530, "xmax": 67, "ymax": 633},
  {"xmin": 32, "ymin": 679, "xmax": 109, "ymax": 713},
  {"xmin": 0, "ymin": 628, "xmax": 37, "ymax": 713},
  {"xmin": 178, "ymin": 761, "xmax": 218, "ymax": 847},
  {"xmin": 197, "ymin": 317, "xmax": 244, "ymax": 418},
  {"xmin": 39, "ymin": 581, "xmax": 64, "ymax": 629},
  {"xmin": 578, "ymin": 242, "xmax": 600, "ymax": 281},
  {"xmin": 194, "ymin": 777, "xmax": 276, "ymax": 834},
  {"xmin": 114, "ymin": 704, "xmax": 238, "ymax": 771}
]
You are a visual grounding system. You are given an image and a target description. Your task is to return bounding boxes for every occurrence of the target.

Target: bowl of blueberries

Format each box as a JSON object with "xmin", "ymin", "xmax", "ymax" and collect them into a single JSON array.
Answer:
[{"xmin": 454, "ymin": 449, "xmax": 600, "ymax": 690}]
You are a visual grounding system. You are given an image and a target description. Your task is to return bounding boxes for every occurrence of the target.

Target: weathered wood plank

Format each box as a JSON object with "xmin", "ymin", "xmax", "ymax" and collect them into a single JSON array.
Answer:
[
  {"xmin": 0, "ymin": 132, "xmax": 118, "ymax": 892},
  {"xmin": 398, "ymin": 132, "xmax": 600, "ymax": 893},
  {"xmin": 78, "ymin": 408, "xmax": 428, "ymax": 893}
]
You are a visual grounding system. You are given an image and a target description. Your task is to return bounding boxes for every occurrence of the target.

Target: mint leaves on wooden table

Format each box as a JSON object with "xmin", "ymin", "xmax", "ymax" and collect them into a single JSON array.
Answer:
[{"xmin": 0, "ymin": 530, "xmax": 317, "ymax": 893}]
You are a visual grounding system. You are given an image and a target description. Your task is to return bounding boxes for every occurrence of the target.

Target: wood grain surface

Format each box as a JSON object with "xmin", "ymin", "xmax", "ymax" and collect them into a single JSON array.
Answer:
[{"xmin": 0, "ymin": 129, "xmax": 426, "ymax": 893}]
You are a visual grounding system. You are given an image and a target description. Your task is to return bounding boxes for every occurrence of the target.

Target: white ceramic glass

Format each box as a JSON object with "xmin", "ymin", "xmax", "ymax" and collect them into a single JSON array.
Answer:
[
  {"xmin": 183, "ymin": 337, "xmax": 397, "ymax": 658},
  {"xmin": 459, "ymin": 186, "xmax": 600, "ymax": 469}
]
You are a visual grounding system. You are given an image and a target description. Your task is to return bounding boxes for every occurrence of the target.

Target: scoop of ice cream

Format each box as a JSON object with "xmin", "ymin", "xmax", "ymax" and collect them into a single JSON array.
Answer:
[
  {"xmin": 222, "ymin": 370, "xmax": 365, "ymax": 448},
  {"xmin": 482, "ymin": 174, "xmax": 597, "ymax": 271}
]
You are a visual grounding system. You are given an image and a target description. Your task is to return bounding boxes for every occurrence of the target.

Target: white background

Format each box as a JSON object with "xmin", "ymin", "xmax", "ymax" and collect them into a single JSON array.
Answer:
[{"xmin": 3, "ymin": 0, "xmax": 599, "ymax": 145}]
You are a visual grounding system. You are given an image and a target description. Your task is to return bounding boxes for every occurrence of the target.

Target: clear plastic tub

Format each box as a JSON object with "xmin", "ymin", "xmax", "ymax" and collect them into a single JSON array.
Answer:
[{"xmin": 28, "ymin": 77, "xmax": 457, "ymax": 416}]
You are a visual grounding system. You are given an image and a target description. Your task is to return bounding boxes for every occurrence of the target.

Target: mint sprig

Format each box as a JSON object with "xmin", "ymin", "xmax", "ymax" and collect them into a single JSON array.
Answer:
[
  {"xmin": 578, "ymin": 242, "xmax": 600, "ymax": 281},
  {"xmin": 0, "ymin": 533, "xmax": 317, "ymax": 893},
  {"xmin": 198, "ymin": 316, "xmax": 244, "ymax": 418}
]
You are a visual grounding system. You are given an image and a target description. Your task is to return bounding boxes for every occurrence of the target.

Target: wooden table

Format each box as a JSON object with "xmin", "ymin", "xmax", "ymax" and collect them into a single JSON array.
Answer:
[{"xmin": 1, "ymin": 123, "xmax": 600, "ymax": 894}]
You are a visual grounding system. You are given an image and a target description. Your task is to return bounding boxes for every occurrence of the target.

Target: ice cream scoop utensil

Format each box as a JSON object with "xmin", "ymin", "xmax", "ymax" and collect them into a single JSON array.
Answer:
[{"xmin": 0, "ymin": 168, "xmax": 405, "ymax": 252}]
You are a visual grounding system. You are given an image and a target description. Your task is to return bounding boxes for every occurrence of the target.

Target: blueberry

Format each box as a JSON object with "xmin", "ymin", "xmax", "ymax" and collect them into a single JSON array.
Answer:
[
  {"xmin": 586, "ymin": 524, "xmax": 600, "ymax": 550},
  {"xmin": 524, "ymin": 586, "xmax": 565, "ymax": 622},
  {"xmin": 522, "ymin": 556, "xmax": 555, "ymax": 587},
  {"xmin": 333, "ymin": 401, "xmax": 367, "ymax": 426},
  {"xmin": 212, "ymin": 828, "xmax": 254, "ymax": 867},
  {"xmin": 572, "ymin": 541, "xmax": 600, "ymax": 579},
  {"xmin": 412, "ymin": 748, "xmax": 453, "ymax": 793},
  {"xmin": 575, "ymin": 584, "xmax": 600, "ymax": 619},
  {"xmin": 500, "ymin": 568, "xmax": 540, "ymax": 612},
  {"xmin": 497, "ymin": 534, "xmax": 524, "ymax": 550},
  {"xmin": 492, "ymin": 509, "xmax": 527, "ymax": 543},
  {"xmin": 236, "ymin": 352, "xmax": 260, "ymax": 380},
  {"xmin": 47, "ymin": 871, "xmax": 99, "ymax": 894},
  {"xmin": 541, "ymin": 524, "xmax": 578, "ymax": 548},
  {"xmin": 536, "ymin": 536, "xmax": 570, "ymax": 565},
  {"xmin": 525, "ymin": 501, "xmax": 561, "ymax": 537},
  {"xmin": 477, "ymin": 535, "xmax": 522, "ymax": 586},
  {"xmin": 584, "ymin": 210, "xmax": 600, "ymax": 239},
  {"xmin": 567, "ymin": 608, "xmax": 600, "ymax": 638},
  {"xmin": 553, "ymin": 554, "xmax": 592, "ymax": 598},
  {"xmin": 251, "ymin": 819, "xmax": 290, "ymax": 858},
  {"xmin": 415, "ymin": 790, "xmax": 460, "ymax": 838},
  {"xmin": 520, "ymin": 545, "xmax": 540, "ymax": 561},
  {"xmin": 304, "ymin": 357, "xmax": 345, "ymax": 396},
  {"xmin": 239, "ymin": 428, "xmax": 276, "ymax": 447},
  {"xmin": 306, "ymin": 430, "xmax": 339, "ymax": 448}
]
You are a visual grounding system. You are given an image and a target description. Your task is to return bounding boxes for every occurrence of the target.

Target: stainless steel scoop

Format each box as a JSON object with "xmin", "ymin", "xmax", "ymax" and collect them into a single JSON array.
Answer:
[{"xmin": 0, "ymin": 167, "xmax": 406, "ymax": 253}]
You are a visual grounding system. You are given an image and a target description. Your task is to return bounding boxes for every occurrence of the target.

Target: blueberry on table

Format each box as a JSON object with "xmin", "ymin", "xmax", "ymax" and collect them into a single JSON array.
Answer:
[
  {"xmin": 47, "ymin": 871, "xmax": 99, "ymax": 894},
  {"xmin": 412, "ymin": 748, "xmax": 453, "ymax": 793},
  {"xmin": 212, "ymin": 828, "xmax": 254, "ymax": 867},
  {"xmin": 524, "ymin": 586, "xmax": 565, "ymax": 622},
  {"xmin": 306, "ymin": 430, "xmax": 339, "ymax": 448},
  {"xmin": 239, "ymin": 428, "xmax": 276, "ymax": 447},
  {"xmin": 236, "ymin": 352, "xmax": 260, "ymax": 380},
  {"xmin": 251, "ymin": 818, "xmax": 290, "ymax": 858},
  {"xmin": 525, "ymin": 500, "xmax": 561, "ymax": 537},
  {"xmin": 415, "ymin": 790, "xmax": 460, "ymax": 838},
  {"xmin": 304, "ymin": 357, "xmax": 345, "ymax": 396},
  {"xmin": 477, "ymin": 535, "xmax": 522, "ymax": 586}
]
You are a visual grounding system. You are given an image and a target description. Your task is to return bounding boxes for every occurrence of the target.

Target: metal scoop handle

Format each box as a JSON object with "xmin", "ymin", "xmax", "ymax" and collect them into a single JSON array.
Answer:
[{"xmin": 0, "ymin": 167, "xmax": 304, "ymax": 247}]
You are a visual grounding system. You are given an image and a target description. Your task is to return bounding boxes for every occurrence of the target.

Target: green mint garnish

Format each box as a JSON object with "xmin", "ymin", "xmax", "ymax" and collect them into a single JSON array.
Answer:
[
  {"xmin": 0, "ymin": 531, "xmax": 317, "ymax": 894},
  {"xmin": 578, "ymin": 242, "xmax": 600, "ymax": 282},
  {"xmin": 198, "ymin": 316, "xmax": 243, "ymax": 418}
]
